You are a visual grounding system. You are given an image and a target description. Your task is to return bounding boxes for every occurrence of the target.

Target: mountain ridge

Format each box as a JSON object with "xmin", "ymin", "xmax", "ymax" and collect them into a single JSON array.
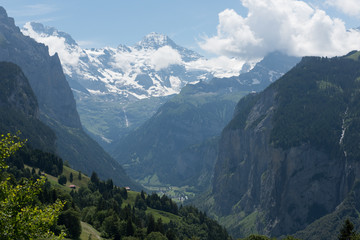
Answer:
[
  {"xmin": 205, "ymin": 52, "xmax": 360, "ymax": 238},
  {"xmin": 0, "ymin": 61, "xmax": 56, "ymax": 152},
  {"xmin": 0, "ymin": 6, "xmax": 139, "ymax": 189},
  {"xmin": 22, "ymin": 22, "xmax": 232, "ymax": 147},
  {"xmin": 22, "ymin": 22, "xmax": 217, "ymax": 99}
]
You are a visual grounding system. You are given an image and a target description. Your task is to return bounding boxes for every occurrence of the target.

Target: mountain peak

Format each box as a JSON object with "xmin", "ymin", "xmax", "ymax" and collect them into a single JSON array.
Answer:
[
  {"xmin": 135, "ymin": 32, "xmax": 175, "ymax": 49},
  {"xmin": 23, "ymin": 22, "xmax": 78, "ymax": 46},
  {"xmin": 0, "ymin": 6, "xmax": 8, "ymax": 18},
  {"xmin": 0, "ymin": 7, "xmax": 15, "ymax": 27}
]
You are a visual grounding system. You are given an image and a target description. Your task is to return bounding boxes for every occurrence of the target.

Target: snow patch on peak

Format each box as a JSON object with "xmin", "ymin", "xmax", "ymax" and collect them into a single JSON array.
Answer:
[
  {"xmin": 136, "ymin": 32, "xmax": 173, "ymax": 49},
  {"xmin": 22, "ymin": 23, "xmax": 254, "ymax": 100}
]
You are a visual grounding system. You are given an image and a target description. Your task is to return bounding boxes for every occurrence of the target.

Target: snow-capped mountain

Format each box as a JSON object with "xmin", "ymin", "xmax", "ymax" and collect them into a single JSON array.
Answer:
[
  {"xmin": 22, "ymin": 22, "xmax": 247, "ymax": 101},
  {"xmin": 21, "ymin": 22, "xmax": 250, "ymax": 148}
]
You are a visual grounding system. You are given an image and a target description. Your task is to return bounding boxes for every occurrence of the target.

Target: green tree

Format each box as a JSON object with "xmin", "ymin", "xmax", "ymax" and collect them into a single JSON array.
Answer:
[
  {"xmin": 0, "ymin": 133, "xmax": 24, "ymax": 169},
  {"xmin": 102, "ymin": 214, "xmax": 120, "ymax": 239},
  {"xmin": 283, "ymin": 236, "xmax": 301, "ymax": 240},
  {"xmin": 58, "ymin": 208, "xmax": 81, "ymax": 239},
  {"xmin": 90, "ymin": 171, "xmax": 100, "ymax": 186},
  {"xmin": 145, "ymin": 231, "xmax": 167, "ymax": 240},
  {"xmin": 147, "ymin": 214, "xmax": 155, "ymax": 234},
  {"xmin": 241, "ymin": 235, "xmax": 271, "ymax": 240},
  {"xmin": 69, "ymin": 172, "xmax": 73, "ymax": 183},
  {"xmin": 58, "ymin": 175, "xmax": 67, "ymax": 185},
  {"xmin": 0, "ymin": 133, "xmax": 65, "ymax": 239},
  {"xmin": 339, "ymin": 219, "xmax": 357, "ymax": 240},
  {"xmin": 155, "ymin": 218, "xmax": 165, "ymax": 234},
  {"xmin": 135, "ymin": 194, "xmax": 147, "ymax": 210},
  {"xmin": 78, "ymin": 170, "xmax": 82, "ymax": 180},
  {"xmin": 126, "ymin": 217, "xmax": 135, "ymax": 236},
  {"xmin": 166, "ymin": 229, "xmax": 177, "ymax": 240}
]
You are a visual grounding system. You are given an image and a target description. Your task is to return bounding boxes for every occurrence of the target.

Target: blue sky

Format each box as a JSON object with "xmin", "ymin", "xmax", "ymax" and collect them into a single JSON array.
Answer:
[
  {"xmin": 1, "ymin": 0, "xmax": 360, "ymax": 59},
  {"xmin": 1, "ymin": 1, "xmax": 247, "ymax": 51}
]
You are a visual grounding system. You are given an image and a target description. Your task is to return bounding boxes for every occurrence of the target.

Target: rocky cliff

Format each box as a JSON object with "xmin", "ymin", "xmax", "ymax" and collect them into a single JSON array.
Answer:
[
  {"xmin": 0, "ymin": 7, "xmax": 138, "ymax": 188},
  {"xmin": 210, "ymin": 52, "xmax": 360, "ymax": 238},
  {"xmin": 0, "ymin": 61, "xmax": 56, "ymax": 152},
  {"xmin": 0, "ymin": 8, "xmax": 80, "ymax": 128}
]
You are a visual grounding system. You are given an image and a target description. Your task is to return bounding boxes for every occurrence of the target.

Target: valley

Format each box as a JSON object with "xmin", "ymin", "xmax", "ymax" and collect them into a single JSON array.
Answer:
[{"xmin": 1, "ymin": 2, "xmax": 360, "ymax": 240}]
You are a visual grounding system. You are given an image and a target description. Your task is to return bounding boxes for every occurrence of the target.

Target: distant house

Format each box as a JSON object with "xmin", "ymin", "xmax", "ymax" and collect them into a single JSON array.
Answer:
[
  {"xmin": 125, "ymin": 187, "xmax": 131, "ymax": 191},
  {"xmin": 69, "ymin": 185, "xmax": 76, "ymax": 189}
]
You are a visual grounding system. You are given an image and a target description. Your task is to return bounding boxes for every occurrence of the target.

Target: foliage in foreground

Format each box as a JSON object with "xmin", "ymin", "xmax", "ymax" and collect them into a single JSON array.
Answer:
[{"xmin": 0, "ymin": 133, "xmax": 65, "ymax": 240}]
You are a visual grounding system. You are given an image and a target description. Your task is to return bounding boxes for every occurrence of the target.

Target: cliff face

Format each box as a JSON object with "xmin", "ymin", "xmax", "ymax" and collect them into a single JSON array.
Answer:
[
  {"xmin": 0, "ymin": 7, "xmax": 138, "ymax": 189},
  {"xmin": 0, "ymin": 61, "xmax": 56, "ymax": 152},
  {"xmin": 0, "ymin": 7, "xmax": 80, "ymax": 128},
  {"xmin": 0, "ymin": 62, "xmax": 38, "ymax": 117},
  {"xmin": 211, "ymin": 53, "xmax": 360, "ymax": 237}
]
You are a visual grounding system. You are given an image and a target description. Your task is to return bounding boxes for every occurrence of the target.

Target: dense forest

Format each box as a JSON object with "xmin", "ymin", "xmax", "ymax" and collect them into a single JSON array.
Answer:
[{"xmin": 0, "ymin": 133, "xmax": 231, "ymax": 240}]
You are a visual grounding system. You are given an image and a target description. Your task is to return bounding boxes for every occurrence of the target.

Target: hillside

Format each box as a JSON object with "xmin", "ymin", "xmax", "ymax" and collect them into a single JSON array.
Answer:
[
  {"xmin": 202, "ymin": 51, "xmax": 360, "ymax": 238},
  {"xmin": 4, "ymin": 140, "xmax": 231, "ymax": 240},
  {"xmin": 112, "ymin": 88, "xmax": 245, "ymax": 188}
]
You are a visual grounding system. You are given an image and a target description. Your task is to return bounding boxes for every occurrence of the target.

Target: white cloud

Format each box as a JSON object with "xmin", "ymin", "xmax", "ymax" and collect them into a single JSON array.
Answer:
[
  {"xmin": 186, "ymin": 56, "xmax": 248, "ymax": 78},
  {"xmin": 200, "ymin": 0, "xmax": 360, "ymax": 60},
  {"xmin": 150, "ymin": 46, "xmax": 182, "ymax": 71},
  {"xmin": 110, "ymin": 50, "xmax": 137, "ymax": 72},
  {"xmin": 22, "ymin": 22, "xmax": 83, "ymax": 75},
  {"xmin": 326, "ymin": 0, "xmax": 360, "ymax": 16}
]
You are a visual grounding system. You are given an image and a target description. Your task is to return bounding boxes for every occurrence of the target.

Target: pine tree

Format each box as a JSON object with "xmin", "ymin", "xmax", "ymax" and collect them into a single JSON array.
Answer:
[
  {"xmin": 69, "ymin": 172, "xmax": 73, "ymax": 183},
  {"xmin": 58, "ymin": 175, "xmax": 67, "ymax": 185},
  {"xmin": 155, "ymin": 218, "xmax": 165, "ymax": 234},
  {"xmin": 126, "ymin": 218, "xmax": 134, "ymax": 236},
  {"xmin": 147, "ymin": 214, "xmax": 155, "ymax": 234},
  {"xmin": 339, "ymin": 219, "xmax": 356, "ymax": 240}
]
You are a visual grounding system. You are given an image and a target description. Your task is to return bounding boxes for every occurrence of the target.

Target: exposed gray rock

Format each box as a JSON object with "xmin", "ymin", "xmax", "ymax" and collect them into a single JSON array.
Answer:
[
  {"xmin": 0, "ymin": 7, "xmax": 139, "ymax": 189},
  {"xmin": 211, "ymin": 54, "xmax": 360, "ymax": 237}
]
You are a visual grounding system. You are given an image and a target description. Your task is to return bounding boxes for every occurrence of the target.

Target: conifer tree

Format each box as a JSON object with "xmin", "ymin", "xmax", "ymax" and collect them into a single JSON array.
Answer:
[
  {"xmin": 339, "ymin": 219, "xmax": 356, "ymax": 240},
  {"xmin": 147, "ymin": 214, "xmax": 155, "ymax": 234},
  {"xmin": 126, "ymin": 218, "xmax": 135, "ymax": 236}
]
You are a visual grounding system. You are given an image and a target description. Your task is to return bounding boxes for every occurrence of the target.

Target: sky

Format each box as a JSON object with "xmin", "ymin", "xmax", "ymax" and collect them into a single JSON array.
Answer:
[{"xmin": 1, "ymin": 0, "xmax": 360, "ymax": 60}]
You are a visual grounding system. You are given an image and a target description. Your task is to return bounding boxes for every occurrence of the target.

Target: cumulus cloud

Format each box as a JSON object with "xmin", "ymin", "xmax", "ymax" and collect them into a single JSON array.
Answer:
[
  {"xmin": 150, "ymin": 46, "xmax": 183, "ymax": 71},
  {"xmin": 22, "ymin": 22, "xmax": 83, "ymax": 75},
  {"xmin": 326, "ymin": 0, "xmax": 360, "ymax": 16},
  {"xmin": 200, "ymin": 0, "xmax": 360, "ymax": 60}
]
